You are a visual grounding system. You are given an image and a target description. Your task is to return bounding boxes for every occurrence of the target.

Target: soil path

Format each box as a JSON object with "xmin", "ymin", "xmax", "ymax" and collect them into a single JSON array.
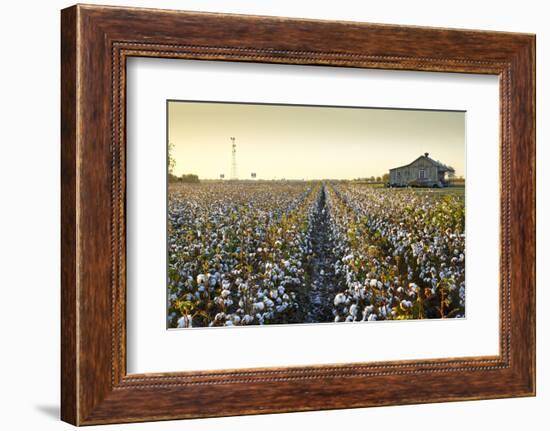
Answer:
[{"xmin": 305, "ymin": 184, "xmax": 341, "ymax": 323}]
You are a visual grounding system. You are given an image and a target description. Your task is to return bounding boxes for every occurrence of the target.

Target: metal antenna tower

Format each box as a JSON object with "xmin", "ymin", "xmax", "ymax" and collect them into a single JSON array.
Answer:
[{"xmin": 230, "ymin": 137, "xmax": 237, "ymax": 180}]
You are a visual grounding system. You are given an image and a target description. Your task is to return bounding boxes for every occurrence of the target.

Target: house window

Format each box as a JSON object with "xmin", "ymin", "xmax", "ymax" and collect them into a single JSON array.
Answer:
[{"xmin": 419, "ymin": 169, "xmax": 425, "ymax": 179}]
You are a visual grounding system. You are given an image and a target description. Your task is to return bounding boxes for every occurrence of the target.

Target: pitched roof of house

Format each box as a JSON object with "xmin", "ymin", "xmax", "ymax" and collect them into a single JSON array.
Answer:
[{"xmin": 389, "ymin": 154, "xmax": 455, "ymax": 172}]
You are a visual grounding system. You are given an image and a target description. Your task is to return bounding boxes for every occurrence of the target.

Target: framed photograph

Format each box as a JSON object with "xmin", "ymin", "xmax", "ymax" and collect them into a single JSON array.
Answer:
[{"xmin": 61, "ymin": 4, "xmax": 535, "ymax": 425}]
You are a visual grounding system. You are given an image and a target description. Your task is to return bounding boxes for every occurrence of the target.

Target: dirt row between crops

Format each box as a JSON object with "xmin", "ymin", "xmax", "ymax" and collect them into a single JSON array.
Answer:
[{"xmin": 304, "ymin": 184, "xmax": 343, "ymax": 323}]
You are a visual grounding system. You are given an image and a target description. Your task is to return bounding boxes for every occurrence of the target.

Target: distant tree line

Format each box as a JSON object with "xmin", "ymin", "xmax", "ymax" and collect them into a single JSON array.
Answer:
[
  {"xmin": 168, "ymin": 142, "xmax": 200, "ymax": 183},
  {"xmin": 169, "ymin": 173, "xmax": 200, "ymax": 183},
  {"xmin": 354, "ymin": 173, "xmax": 389, "ymax": 183}
]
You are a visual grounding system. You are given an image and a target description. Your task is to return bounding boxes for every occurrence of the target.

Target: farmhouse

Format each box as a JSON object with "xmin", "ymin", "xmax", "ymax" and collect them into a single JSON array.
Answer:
[{"xmin": 389, "ymin": 153, "xmax": 455, "ymax": 187}]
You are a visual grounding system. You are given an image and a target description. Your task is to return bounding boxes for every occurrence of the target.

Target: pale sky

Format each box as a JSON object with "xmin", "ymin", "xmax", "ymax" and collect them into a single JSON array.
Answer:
[{"xmin": 168, "ymin": 101, "xmax": 465, "ymax": 180}]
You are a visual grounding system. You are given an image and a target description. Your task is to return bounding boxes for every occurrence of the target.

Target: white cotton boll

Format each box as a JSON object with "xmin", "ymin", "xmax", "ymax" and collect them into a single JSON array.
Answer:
[
  {"xmin": 177, "ymin": 315, "xmax": 193, "ymax": 328},
  {"xmin": 349, "ymin": 303, "xmax": 358, "ymax": 316},
  {"xmin": 276, "ymin": 304, "xmax": 287, "ymax": 313},
  {"xmin": 254, "ymin": 302, "xmax": 265, "ymax": 312},
  {"xmin": 409, "ymin": 283, "xmax": 419, "ymax": 292},
  {"xmin": 225, "ymin": 320, "xmax": 234, "ymax": 326},
  {"xmin": 196, "ymin": 274, "xmax": 206, "ymax": 284},
  {"xmin": 368, "ymin": 314, "xmax": 378, "ymax": 321},
  {"xmin": 400, "ymin": 300, "xmax": 413, "ymax": 310},
  {"xmin": 345, "ymin": 315, "xmax": 354, "ymax": 322},
  {"xmin": 221, "ymin": 289, "xmax": 231, "ymax": 298},
  {"xmin": 232, "ymin": 315, "xmax": 241, "ymax": 325},
  {"xmin": 278, "ymin": 285, "xmax": 285, "ymax": 295},
  {"xmin": 334, "ymin": 293, "xmax": 346, "ymax": 306},
  {"xmin": 369, "ymin": 279, "xmax": 378, "ymax": 288}
]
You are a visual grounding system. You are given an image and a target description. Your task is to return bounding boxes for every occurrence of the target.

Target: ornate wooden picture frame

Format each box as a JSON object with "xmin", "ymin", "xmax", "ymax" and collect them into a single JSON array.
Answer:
[{"xmin": 61, "ymin": 4, "xmax": 535, "ymax": 425}]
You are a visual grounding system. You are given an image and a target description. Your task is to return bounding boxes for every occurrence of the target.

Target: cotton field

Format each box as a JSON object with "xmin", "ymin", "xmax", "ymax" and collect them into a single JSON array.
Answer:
[
  {"xmin": 167, "ymin": 181, "xmax": 465, "ymax": 328},
  {"xmin": 326, "ymin": 183, "xmax": 465, "ymax": 322}
]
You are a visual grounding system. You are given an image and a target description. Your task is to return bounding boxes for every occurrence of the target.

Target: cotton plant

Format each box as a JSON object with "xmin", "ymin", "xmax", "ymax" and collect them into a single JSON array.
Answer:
[
  {"xmin": 167, "ymin": 182, "xmax": 321, "ymax": 328},
  {"xmin": 325, "ymin": 183, "xmax": 465, "ymax": 322}
]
